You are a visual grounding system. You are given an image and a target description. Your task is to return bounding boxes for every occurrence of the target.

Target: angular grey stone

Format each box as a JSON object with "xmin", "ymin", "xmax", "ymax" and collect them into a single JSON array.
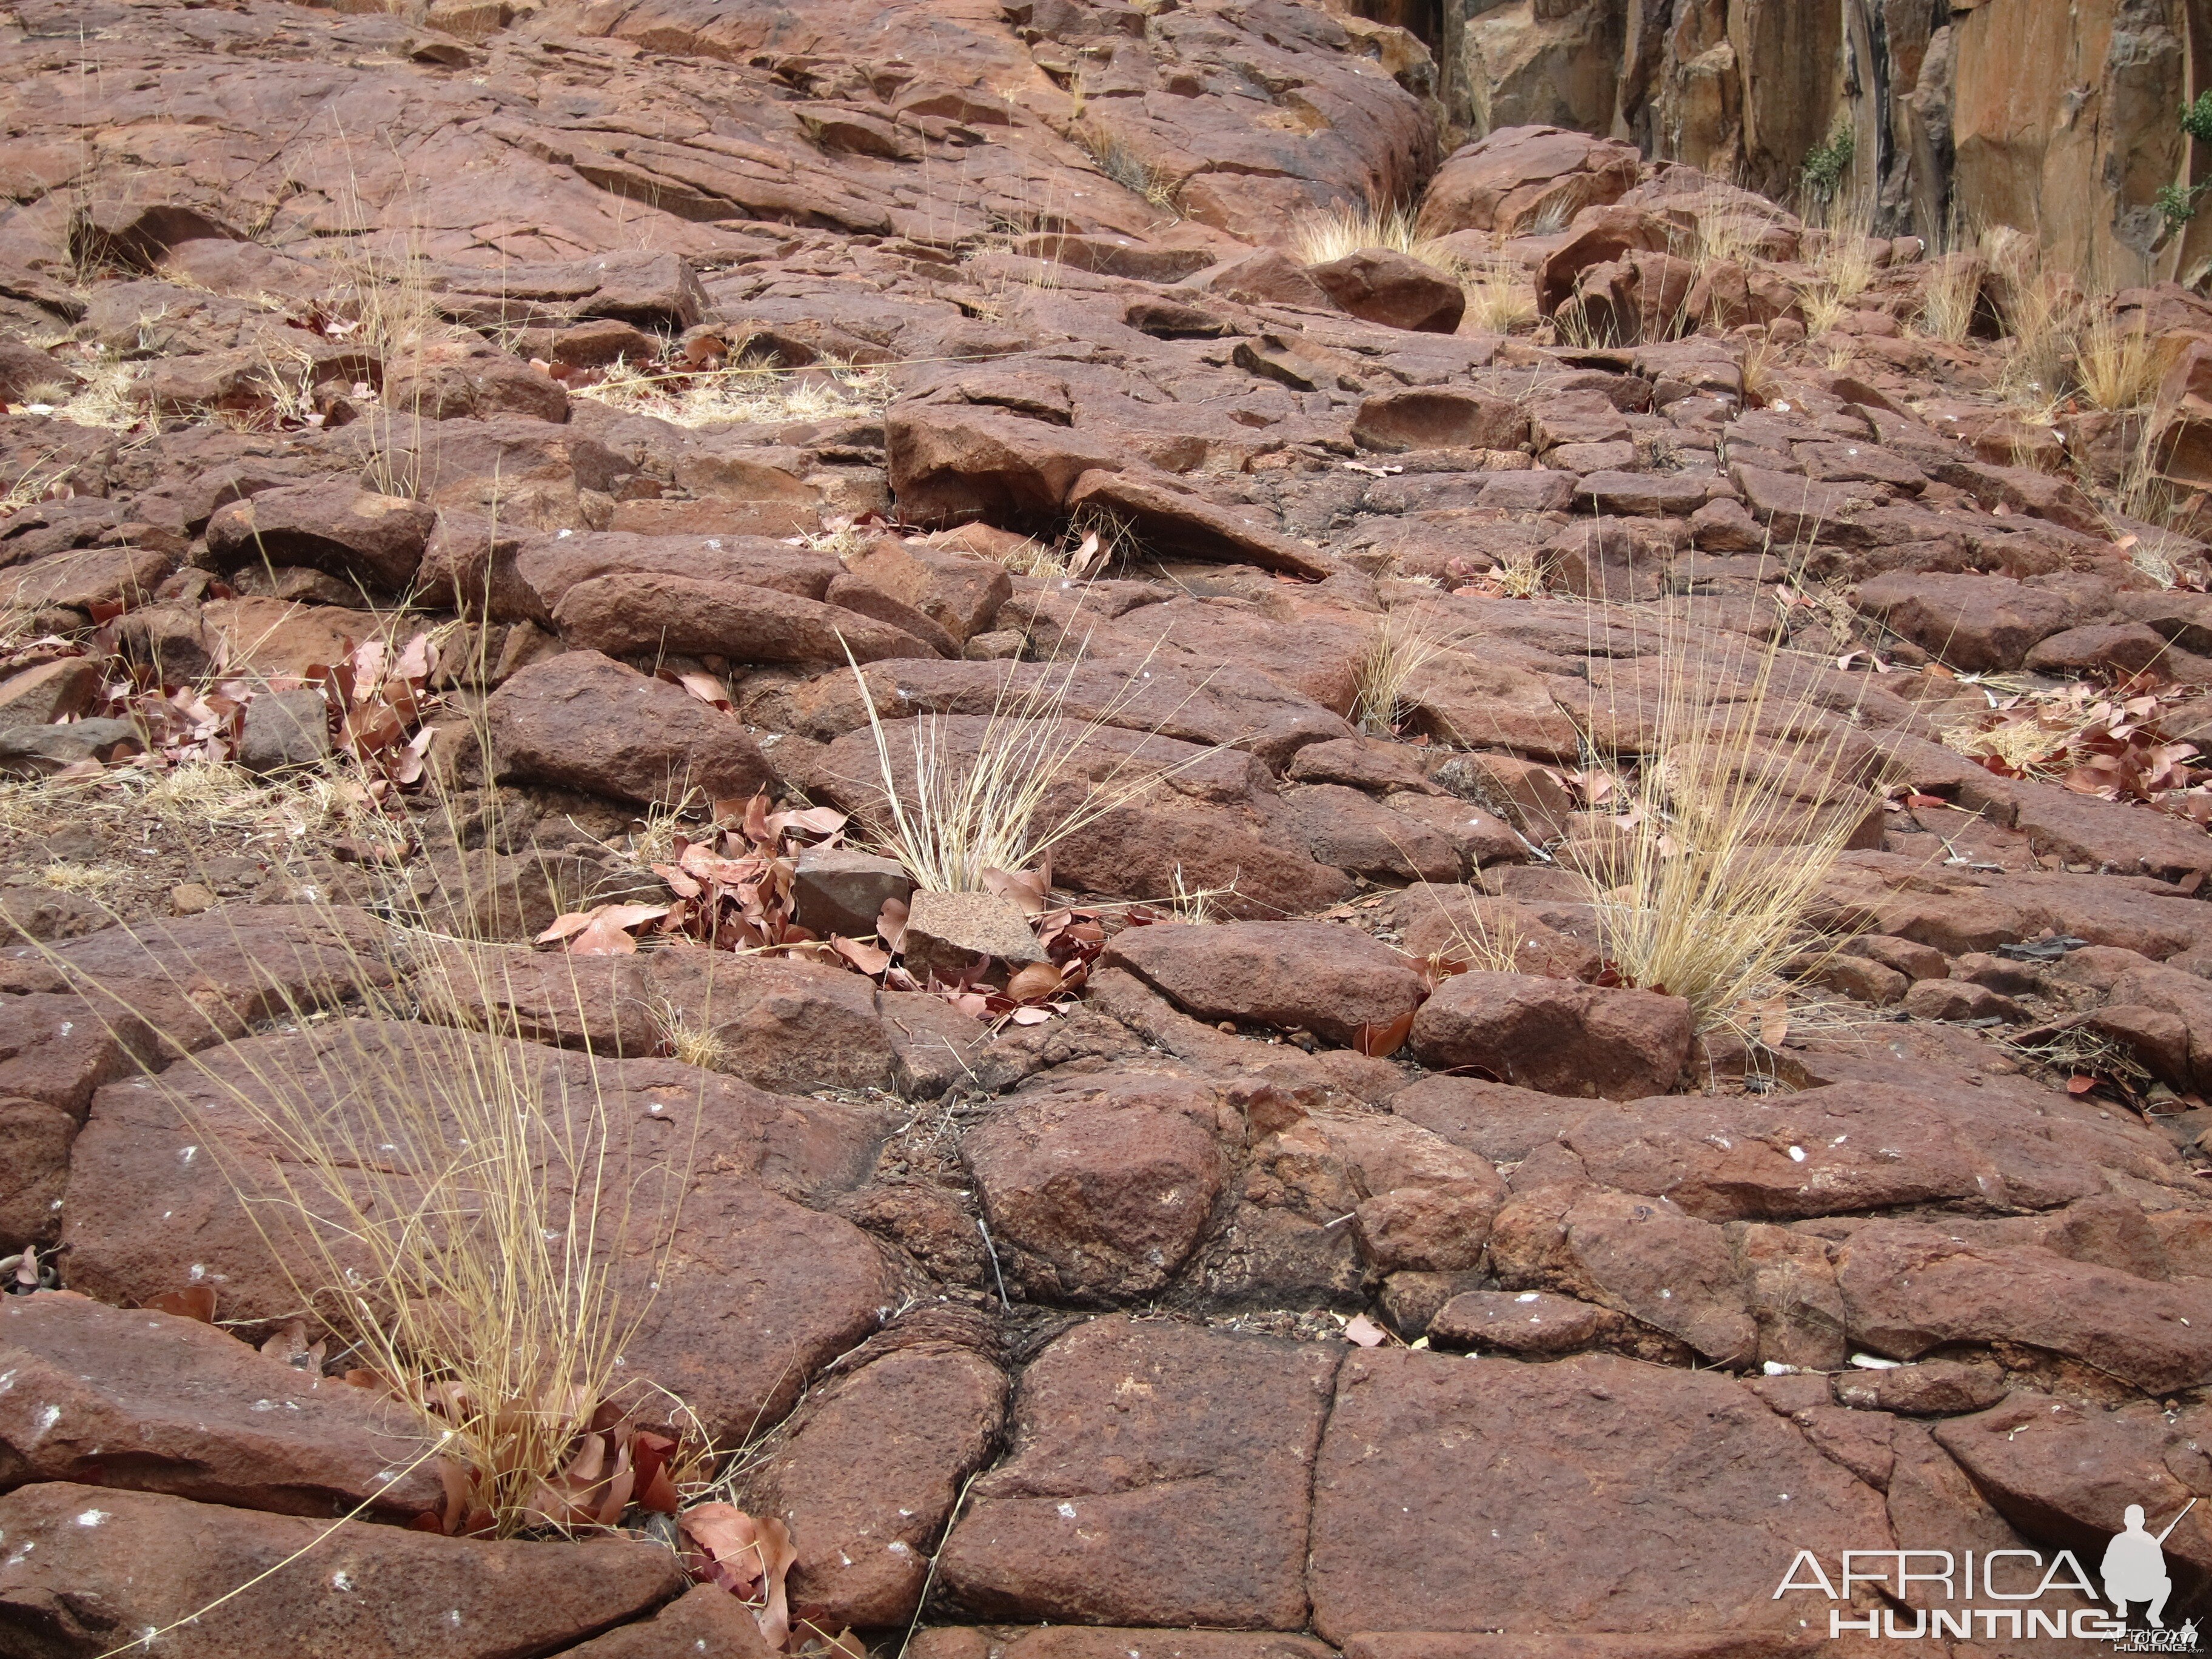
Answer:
[
  {"xmin": 237, "ymin": 687, "xmax": 332, "ymax": 774},
  {"xmin": 0, "ymin": 717, "xmax": 144, "ymax": 776},
  {"xmin": 901, "ymin": 890, "xmax": 1047, "ymax": 985},
  {"xmin": 793, "ymin": 846, "xmax": 913, "ymax": 940}
]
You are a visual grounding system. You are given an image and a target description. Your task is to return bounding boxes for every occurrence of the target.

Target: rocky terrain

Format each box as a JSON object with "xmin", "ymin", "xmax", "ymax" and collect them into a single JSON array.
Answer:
[{"xmin": 11, "ymin": 1, "xmax": 2212, "ymax": 1656}]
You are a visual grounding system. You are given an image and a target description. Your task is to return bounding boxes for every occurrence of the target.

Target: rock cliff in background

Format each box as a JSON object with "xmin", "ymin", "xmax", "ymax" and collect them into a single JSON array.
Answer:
[{"xmin": 1356, "ymin": 0, "xmax": 2212, "ymax": 284}]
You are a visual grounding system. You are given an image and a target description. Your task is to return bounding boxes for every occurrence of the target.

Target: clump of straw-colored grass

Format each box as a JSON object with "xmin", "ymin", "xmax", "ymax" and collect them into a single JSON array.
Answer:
[
  {"xmin": 1292, "ymin": 200, "xmax": 1460, "ymax": 276},
  {"xmin": 1352, "ymin": 608, "xmax": 1454, "ymax": 736},
  {"xmin": 1800, "ymin": 223, "xmax": 1880, "ymax": 338},
  {"xmin": 2076, "ymin": 317, "xmax": 2160, "ymax": 412},
  {"xmin": 575, "ymin": 355, "xmax": 887, "ymax": 431},
  {"xmin": 1566, "ymin": 620, "xmax": 1874, "ymax": 1036},
  {"xmin": 1461, "ymin": 263, "xmax": 1537, "ymax": 333},
  {"xmin": 1917, "ymin": 253, "xmax": 1982, "ymax": 344},
  {"xmin": 847, "ymin": 643, "xmax": 1193, "ymax": 892}
]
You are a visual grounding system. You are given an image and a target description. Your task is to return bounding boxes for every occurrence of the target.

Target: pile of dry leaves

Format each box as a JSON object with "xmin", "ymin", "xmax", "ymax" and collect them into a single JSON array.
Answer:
[
  {"xmin": 0, "ymin": 619, "xmax": 440, "ymax": 791},
  {"xmin": 1942, "ymin": 674, "xmax": 2212, "ymax": 822},
  {"xmin": 542, "ymin": 796, "xmax": 1120, "ymax": 1034}
]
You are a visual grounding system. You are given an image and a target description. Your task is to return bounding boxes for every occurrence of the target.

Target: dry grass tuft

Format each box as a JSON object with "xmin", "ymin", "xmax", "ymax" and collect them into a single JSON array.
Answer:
[
  {"xmin": 1998, "ymin": 270, "xmax": 2077, "ymax": 412},
  {"xmin": 1292, "ymin": 200, "xmax": 1459, "ymax": 276},
  {"xmin": 2076, "ymin": 317, "xmax": 2160, "ymax": 412},
  {"xmin": 1461, "ymin": 263, "xmax": 1538, "ymax": 334},
  {"xmin": 1489, "ymin": 544, "xmax": 1552, "ymax": 599},
  {"xmin": 1076, "ymin": 128, "xmax": 1181, "ymax": 213},
  {"xmin": 1800, "ymin": 223, "xmax": 1879, "ymax": 338},
  {"xmin": 848, "ymin": 642, "xmax": 1195, "ymax": 892},
  {"xmin": 657, "ymin": 1002, "xmax": 729, "ymax": 1071},
  {"xmin": 28, "ymin": 720, "xmax": 707, "ymax": 1538},
  {"xmin": 1566, "ymin": 616, "xmax": 1874, "ymax": 1036},
  {"xmin": 1352, "ymin": 607, "xmax": 1455, "ymax": 736},
  {"xmin": 1917, "ymin": 254, "xmax": 1982, "ymax": 344},
  {"xmin": 46, "ymin": 355, "xmax": 142, "ymax": 433},
  {"xmin": 36, "ymin": 858, "xmax": 133, "ymax": 896},
  {"xmin": 1740, "ymin": 333, "xmax": 1784, "ymax": 406}
]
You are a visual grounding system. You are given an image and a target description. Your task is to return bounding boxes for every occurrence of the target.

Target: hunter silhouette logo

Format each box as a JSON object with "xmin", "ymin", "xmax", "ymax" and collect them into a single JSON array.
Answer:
[
  {"xmin": 2105, "ymin": 1500, "xmax": 2193, "ymax": 1629},
  {"xmin": 1774, "ymin": 1495, "xmax": 2205, "ymax": 1644}
]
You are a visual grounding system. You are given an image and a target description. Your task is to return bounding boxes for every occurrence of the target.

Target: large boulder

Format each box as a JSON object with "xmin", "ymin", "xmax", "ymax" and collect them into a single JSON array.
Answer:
[
  {"xmin": 1415, "ymin": 126, "xmax": 1642, "ymax": 239},
  {"xmin": 1853, "ymin": 572, "xmax": 2082, "ymax": 673},
  {"xmin": 203, "ymin": 481, "xmax": 438, "ymax": 595},
  {"xmin": 1408, "ymin": 972, "xmax": 1692, "ymax": 1100},
  {"xmin": 1304, "ymin": 250, "xmax": 1465, "ymax": 332},
  {"xmin": 1100, "ymin": 920, "xmax": 1426, "ymax": 1047},
  {"xmin": 484, "ymin": 649, "xmax": 776, "ymax": 807},
  {"xmin": 937, "ymin": 1316, "xmax": 1339, "ymax": 1629}
]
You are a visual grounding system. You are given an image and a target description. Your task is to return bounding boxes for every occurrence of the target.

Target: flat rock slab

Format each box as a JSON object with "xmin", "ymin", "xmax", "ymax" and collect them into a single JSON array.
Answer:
[
  {"xmin": 558, "ymin": 1584, "xmax": 777, "ymax": 1658},
  {"xmin": 743, "ymin": 1339, "xmax": 1007, "ymax": 1628},
  {"xmin": 1399, "ymin": 1078, "xmax": 2183, "ymax": 1221},
  {"xmin": 0, "ymin": 1290, "xmax": 441, "ymax": 1518},
  {"xmin": 1835, "ymin": 1221, "xmax": 2212, "ymax": 1393},
  {"xmin": 1308, "ymin": 1350, "xmax": 1890, "ymax": 1644},
  {"xmin": 0, "ymin": 1481, "xmax": 683, "ymax": 1658},
  {"xmin": 1933, "ymin": 1392, "xmax": 2212, "ymax": 1581},
  {"xmin": 1101, "ymin": 919, "xmax": 1425, "ymax": 1046},
  {"xmin": 60, "ymin": 1021, "xmax": 896, "ymax": 1444},
  {"xmin": 939, "ymin": 1315, "xmax": 1339, "ymax": 1629},
  {"xmin": 0, "ymin": 905, "xmax": 392, "ymax": 1056}
]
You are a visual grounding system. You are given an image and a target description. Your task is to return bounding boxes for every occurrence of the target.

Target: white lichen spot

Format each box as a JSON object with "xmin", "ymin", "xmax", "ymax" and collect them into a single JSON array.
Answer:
[
  {"xmin": 75, "ymin": 1509, "xmax": 107, "ymax": 1528},
  {"xmin": 1057, "ymin": 1501, "xmax": 1078, "ymax": 1520}
]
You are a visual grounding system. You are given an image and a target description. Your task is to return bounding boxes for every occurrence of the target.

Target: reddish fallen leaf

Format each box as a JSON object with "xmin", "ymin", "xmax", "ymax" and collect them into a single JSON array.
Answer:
[
  {"xmin": 144, "ymin": 1286, "xmax": 218, "ymax": 1323},
  {"xmin": 680, "ymin": 1503, "xmax": 797, "ymax": 1647},
  {"xmin": 672, "ymin": 669, "xmax": 731, "ymax": 710},
  {"xmin": 539, "ymin": 903, "xmax": 670, "ymax": 954},
  {"xmin": 1355, "ymin": 1009, "xmax": 1416, "ymax": 1059},
  {"xmin": 829, "ymin": 934, "xmax": 892, "ymax": 975},
  {"xmin": 2066, "ymin": 1074, "xmax": 2099, "ymax": 1094},
  {"xmin": 877, "ymin": 896, "xmax": 909, "ymax": 953},
  {"xmin": 1005, "ymin": 960, "xmax": 1065, "ymax": 1001},
  {"xmin": 982, "ymin": 863, "xmax": 1051, "ymax": 916},
  {"xmin": 1343, "ymin": 1314, "xmax": 1387, "ymax": 1348}
]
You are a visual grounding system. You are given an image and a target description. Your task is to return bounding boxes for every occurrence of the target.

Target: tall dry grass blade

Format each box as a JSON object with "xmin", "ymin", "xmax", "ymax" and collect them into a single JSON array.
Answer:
[
  {"xmin": 1564, "ymin": 609, "xmax": 1877, "ymax": 1037},
  {"xmin": 1352, "ymin": 607, "xmax": 1455, "ymax": 736},
  {"xmin": 1292, "ymin": 199, "xmax": 1460, "ymax": 276},
  {"xmin": 2076, "ymin": 317, "xmax": 2160, "ymax": 412},
  {"xmin": 845, "ymin": 636, "xmax": 1206, "ymax": 893}
]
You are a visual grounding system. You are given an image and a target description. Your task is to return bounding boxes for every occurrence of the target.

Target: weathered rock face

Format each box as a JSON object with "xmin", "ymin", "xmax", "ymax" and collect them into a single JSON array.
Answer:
[
  {"xmin": 1308, "ymin": 1350, "xmax": 1892, "ymax": 1645},
  {"xmin": 1440, "ymin": 0, "xmax": 2205, "ymax": 280},
  {"xmin": 938, "ymin": 1317, "xmax": 1339, "ymax": 1630},
  {"xmin": 19, "ymin": 1, "xmax": 2212, "ymax": 1653},
  {"xmin": 0, "ymin": 1291, "xmax": 443, "ymax": 1518},
  {"xmin": 0, "ymin": 1481, "xmax": 688, "ymax": 1659}
]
